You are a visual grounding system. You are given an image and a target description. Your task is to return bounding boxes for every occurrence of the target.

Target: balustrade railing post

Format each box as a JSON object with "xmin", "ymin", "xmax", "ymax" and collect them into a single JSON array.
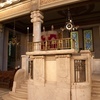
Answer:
[
  {"xmin": 28, "ymin": 38, "xmax": 75, "ymax": 51},
  {"xmin": 45, "ymin": 41, "xmax": 47, "ymax": 50}
]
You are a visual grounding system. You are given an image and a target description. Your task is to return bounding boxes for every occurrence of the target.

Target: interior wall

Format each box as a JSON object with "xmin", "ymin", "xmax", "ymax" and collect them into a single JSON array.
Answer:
[
  {"xmin": 2, "ymin": 27, "xmax": 28, "ymax": 70},
  {"xmin": 21, "ymin": 33, "xmax": 27, "ymax": 55},
  {"xmin": 3, "ymin": 28, "xmax": 9, "ymax": 71},
  {"xmin": 0, "ymin": 26, "xmax": 4, "ymax": 70},
  {"xmin": 78, "ymin": 29, "xmax": 83, "ymax": 50},
  {"xmin": 77, "ymin": 26, "xmax": 100, "ymax": 58},
  {"xmin": 93, "ymin": 26, "xmax": 100, "ymax": 58}
]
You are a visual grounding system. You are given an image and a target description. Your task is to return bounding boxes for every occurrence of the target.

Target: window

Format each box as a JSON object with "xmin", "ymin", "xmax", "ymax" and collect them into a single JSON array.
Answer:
[
  {"xmin": 74, "ymin": 60, "xmax": 86, "ymax": 82},
  {"xmin": 71, "ymin": 31, "xmax": 79, "ymax": 51},
  {"xmin": 84, "ymin": 29, "xmax": 93, "ymax": 51}
]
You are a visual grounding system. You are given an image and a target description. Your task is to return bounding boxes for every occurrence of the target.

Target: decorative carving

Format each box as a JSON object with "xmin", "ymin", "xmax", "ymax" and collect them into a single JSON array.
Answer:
[
  {"xmin": 34, "ymin": 58, "xmax": 44, "ymax": 83},
  {"xmin": 33, "ymin": 56, "xmax": 45, "ymax": 59},
  {"xmin": 55, "ymin": 55, "xmax": 71, "ymax": 58},
  {"xmin": 31, "ymin": 10, "xmax": 44, "ymax": 23},
  {"xmin": 40, "ymin": 0, "xmax": 58, "ymax": 5},
  {"xmin": 72, "ymin": 84, "xmax": 91, "ymax": 89}
]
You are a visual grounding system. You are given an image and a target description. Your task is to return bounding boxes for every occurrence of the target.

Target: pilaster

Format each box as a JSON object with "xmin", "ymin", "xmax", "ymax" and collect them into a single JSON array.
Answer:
[
  {"xmin": 33, "ymin": 56, "xmax": 45, "ymax": 86},
  {"xmin": 0, "ymin": 24, "xmax": 4, "ymax": 70},
  {"xmin": 21, "ymin": 55, "xmax": 29, "ymax": 78},
  {"xmin": 56, "ymin": 55, "xmax": 71, "ymax": 88}
]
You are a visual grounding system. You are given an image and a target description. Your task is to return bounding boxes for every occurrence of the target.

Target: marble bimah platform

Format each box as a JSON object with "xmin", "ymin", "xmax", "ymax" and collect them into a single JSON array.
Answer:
[{"xmin": 25, "ymin": 10, "xmax": 92, "ymax": 100}]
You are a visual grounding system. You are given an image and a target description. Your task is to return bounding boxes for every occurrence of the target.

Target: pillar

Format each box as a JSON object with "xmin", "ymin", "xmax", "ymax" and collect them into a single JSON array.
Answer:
[
  {"xmin": 3, "ymin": 28, "xmax": 9, "ymax": 71},
  {"xmin": 0, "ymin": 24, "xmax": 4, "ymax": 70},
  {"xmin": 21, "ymin": 55, "xmax": 29, "ymax": 78},
  {"xmin": 56, "ymin": 55, "xmax": 71, "ymax": 100},
  {"xmin": 30, "ymin": 10, "xmax": 44, "ymax": 51}
]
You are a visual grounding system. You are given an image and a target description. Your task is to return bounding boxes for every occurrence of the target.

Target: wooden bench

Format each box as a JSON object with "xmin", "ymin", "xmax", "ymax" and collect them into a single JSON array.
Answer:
[{"xmin": 0, "ymin": 70, "xmax": 16, "ymax": 89}]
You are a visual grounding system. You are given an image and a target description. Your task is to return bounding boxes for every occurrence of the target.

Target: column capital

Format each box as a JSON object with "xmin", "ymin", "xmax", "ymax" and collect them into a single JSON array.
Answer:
[{"xmin": 30, "ymin": 10, "xmax": 44, "ymax": 23}]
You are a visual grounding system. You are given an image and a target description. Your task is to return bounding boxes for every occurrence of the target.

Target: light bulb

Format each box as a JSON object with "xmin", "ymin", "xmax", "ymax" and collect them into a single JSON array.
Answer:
[
  {"xmin": 0, "ymin": 3, "xmax": 5, "ymax": 7},
  {"xmin": 70, "ymin": 20, "xmax": 72, "ymax": 23},
  {"xmin": 72, "ymin": 28, "xmax": 75, "ymax": 31}
]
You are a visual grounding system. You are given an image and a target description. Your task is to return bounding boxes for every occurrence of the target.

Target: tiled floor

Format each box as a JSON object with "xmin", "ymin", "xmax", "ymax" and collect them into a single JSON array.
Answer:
[{"xmin": 0, "ymin": 88, "xmax": 10, "ymax": 100}]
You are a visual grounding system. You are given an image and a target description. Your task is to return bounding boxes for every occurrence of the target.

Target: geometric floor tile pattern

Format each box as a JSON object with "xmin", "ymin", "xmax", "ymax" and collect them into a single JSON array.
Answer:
[{"xmin": 0, "ymin": 88, "xmax": 10, "ymax": 100}]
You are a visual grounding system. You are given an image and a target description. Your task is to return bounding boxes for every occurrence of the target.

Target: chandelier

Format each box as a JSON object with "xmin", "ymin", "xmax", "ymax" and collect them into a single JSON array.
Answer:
[
  {"xmin": 61, "ymin": 8, "xmax": 79, "ymax": 31},
  {"xmin": 0, "ymin": 0, "xmax": 20, "ymax": 8}
]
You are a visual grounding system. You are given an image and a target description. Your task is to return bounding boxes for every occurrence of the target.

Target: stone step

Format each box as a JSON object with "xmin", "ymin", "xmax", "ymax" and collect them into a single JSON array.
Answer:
[
  {"xmin": 92, "ymin": 84, "xmax": 100, "ymax": 88},
  {"xmin": 16, "ymin": 88, "xmax": 27, "ymax": 93},
  {"xmin": 21, "ymin": 84, "xmax": 27, "ymax": 88},
  {"xmin": 21, "ymin": 83, "xmax": 27, "ymax": 87},
  {"xmin": 92, "ymin": 79, "xmax": 100, "ymax": 100},
  {"xmin": 2, "ymin": 80, "xmax": 28, "ymax": 100},
  {"xmin": 2, "ymin": 94, "xmax": 27, "ymax": 100},
  {"xmin": 2, "ymin": 94, "xmax": 17, "ymax": 100},
  {"xmin": 21, "ymin": 85, "xmax": 27, "ymax": 90},
  {"xmin": 9, "ymin": 91, "xmax": 27, "ymax": 100},
  {"xmin": 22, "ymin": 80, "xmax": 28, "ymax": 84},
  {"xmin": 92, "ymin": 91, "xmax": 100, "ymax": 95},
  {"xmin": 16, "ymin": 90, "xmax": 27, "ymax": 95},
  {"xmin": 92, "ymin": 96, "xmax": 100, "ymax": 100},
  {"xmin": 92, "ymin": 80, "xmax": 100, "ymax": 84},
  {"xmin": 92, "ymin": 79, "xmax": 100, "ymax": 82},
  {"xmin": 92, "ymin": 82, "xmax": 100, "ymax": 85},
  {"xmin": 92, "ymin": 93, "xmax": 100, "ymax": 97},
  {"xmin": 92, "ymin": 87, "xmax": 100, "ymax": 92}
]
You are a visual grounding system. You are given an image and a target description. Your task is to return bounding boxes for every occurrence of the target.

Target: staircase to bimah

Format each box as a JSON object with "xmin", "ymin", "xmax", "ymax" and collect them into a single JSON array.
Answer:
[
  {"xmin": 2, "ymin": 80, "xmax": 28, "ymax": 100},
  {"xmin": 92, "ymin": 74, "xmax": 100, "ymax": 100}
]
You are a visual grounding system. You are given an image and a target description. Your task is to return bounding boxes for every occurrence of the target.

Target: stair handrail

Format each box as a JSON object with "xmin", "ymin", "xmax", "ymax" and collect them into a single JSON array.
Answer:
[{"xmin": 12, "ymin": 69, "xmax": 26, "ymax": 92}]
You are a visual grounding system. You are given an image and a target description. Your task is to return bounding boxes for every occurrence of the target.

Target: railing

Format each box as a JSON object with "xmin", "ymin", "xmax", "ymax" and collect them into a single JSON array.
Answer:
[
  {"xmin": 74, "ymin": 60, "xmax": 86, "ymax": 83},
  {"xmin": 12, "ymin": 69, "xmax": 26, "ymax": 92},
  {"xmin": 27, "ymin": 38, "xmax": 75, "ymax": 51}
]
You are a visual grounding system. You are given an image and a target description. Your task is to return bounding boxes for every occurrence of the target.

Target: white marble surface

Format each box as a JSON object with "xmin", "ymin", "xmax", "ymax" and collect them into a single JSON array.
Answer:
[{"xmin": 27, "ymin": 50, "xmax": 91, "ymax": 100}]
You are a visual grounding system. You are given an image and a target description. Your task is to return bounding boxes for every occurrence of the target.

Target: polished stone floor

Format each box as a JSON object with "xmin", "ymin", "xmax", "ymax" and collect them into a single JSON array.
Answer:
[{"xmin": 0, "ymin": 88, "xmax": 10, "ymax": 100}]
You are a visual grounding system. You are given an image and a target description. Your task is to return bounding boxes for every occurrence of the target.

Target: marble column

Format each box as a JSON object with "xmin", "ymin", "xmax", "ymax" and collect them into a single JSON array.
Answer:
[
  {"xmin": 0, "ymin": 24, "xmax": 4, "ymax": 70},
  {"xmin": 30, "ymin": 10, "xmax": 44, "ymax": 51}
]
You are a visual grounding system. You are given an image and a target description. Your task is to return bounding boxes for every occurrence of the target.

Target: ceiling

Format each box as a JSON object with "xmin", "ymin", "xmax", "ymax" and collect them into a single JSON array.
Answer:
[{"xmin": 2, "ymin": 0, "xmax": 100, "ymax": 33}]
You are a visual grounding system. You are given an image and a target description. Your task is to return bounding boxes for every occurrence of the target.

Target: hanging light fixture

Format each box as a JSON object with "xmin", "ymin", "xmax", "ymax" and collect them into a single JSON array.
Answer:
[
  {"xmin": 61, "ymin": 8, "xmax": 79, "ymax": 31},
  {"xmin": 65, "ymin": 8, "xmax": 74, "ymax": 31}
]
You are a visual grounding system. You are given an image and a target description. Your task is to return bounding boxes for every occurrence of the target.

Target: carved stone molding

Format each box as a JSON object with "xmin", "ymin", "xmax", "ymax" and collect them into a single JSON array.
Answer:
[
  {"xmin": 40, "ymin": 0, "xmax": 58, "ymax": 5},
  {"xmin": 0, "ymin": 0, "xmax": 32, "ymax": 21},
  {"xmin": 33, "ymin": 56, "xmax": 45, "ymax": 59},
  {"xmin": 34, "ymin": 57, "xmax": 45, "ymax": 84},
  {"xmin": 30, "ymin": 56, "xmax": 34, "ymax": 59},
  {"xmin": 55, "ymin": 55, "xmax": 71, "ymax": 59},
  {"xmin": 30, "ymin": 10, "xmax": 44, "ymax": 23},
  {"xmin": 72, "ymin": 83, "xmax": 91, "ymax": 89},
  {"xmin": 39, "ymin": 0, "xmax": 82, "ymax": 10}
]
